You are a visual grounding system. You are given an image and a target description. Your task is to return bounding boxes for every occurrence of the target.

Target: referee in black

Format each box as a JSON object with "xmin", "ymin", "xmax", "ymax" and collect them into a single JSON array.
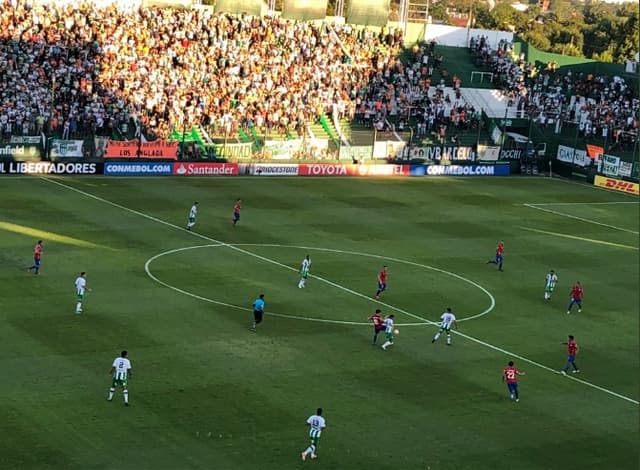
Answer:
[{"xmin": 250, "ymin": 294, "xmax": 265, "ymax": 332}]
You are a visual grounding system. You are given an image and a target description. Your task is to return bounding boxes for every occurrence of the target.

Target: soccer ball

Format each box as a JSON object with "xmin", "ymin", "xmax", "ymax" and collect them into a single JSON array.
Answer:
[{"xmin": 393, "ymin": 329, "xmax": 399, "ymax": 335}]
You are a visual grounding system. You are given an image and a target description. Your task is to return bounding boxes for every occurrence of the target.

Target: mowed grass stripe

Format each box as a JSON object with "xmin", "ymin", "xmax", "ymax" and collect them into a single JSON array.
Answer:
[{"xmin": 43, "ymin": 176, "xmax": 639, "ymax": 407}]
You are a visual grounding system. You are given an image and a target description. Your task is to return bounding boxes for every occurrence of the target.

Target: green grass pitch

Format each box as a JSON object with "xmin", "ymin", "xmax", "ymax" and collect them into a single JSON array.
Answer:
[{"xmin": 1, "ymin": 175, "xmax": 638, "ymax": 470}]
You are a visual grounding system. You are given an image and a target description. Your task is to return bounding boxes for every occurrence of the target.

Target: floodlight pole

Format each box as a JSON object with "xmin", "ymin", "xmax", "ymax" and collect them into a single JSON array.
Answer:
[{"xmin": 335, "ymin": 0, "xmax": 344, "ymax": 19}]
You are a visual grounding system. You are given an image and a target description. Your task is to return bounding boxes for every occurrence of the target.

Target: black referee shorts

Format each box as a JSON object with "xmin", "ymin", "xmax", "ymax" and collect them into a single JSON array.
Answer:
[{"xmin": 253, "ymin": 310, "xmax": 263, "ymax": 324}]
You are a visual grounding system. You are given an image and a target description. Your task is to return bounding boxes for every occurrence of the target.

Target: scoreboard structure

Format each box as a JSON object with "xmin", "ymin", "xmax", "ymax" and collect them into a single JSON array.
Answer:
[{"xmin": 282, "ymin": 0, "xmax": 328, "ymax": 21}]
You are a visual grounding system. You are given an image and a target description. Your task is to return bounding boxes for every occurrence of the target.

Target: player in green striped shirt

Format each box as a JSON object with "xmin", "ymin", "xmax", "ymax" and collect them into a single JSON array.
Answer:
[
  {"xmin": 301, "ymin": 408, "xmax": 326, "ymax": 461},
  {"xmin": 298, "ymin": 255, "xmax": 311, "ymax": 289},
  {"xmin": 107, "ymin": 350, "xmax": 132, "ymax": 406}
]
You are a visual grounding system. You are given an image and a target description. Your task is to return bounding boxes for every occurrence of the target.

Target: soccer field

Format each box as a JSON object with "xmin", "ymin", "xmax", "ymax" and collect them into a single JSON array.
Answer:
[{"xmin": 1, "ymin": 175, "xmax": 638, "ymax": 470}]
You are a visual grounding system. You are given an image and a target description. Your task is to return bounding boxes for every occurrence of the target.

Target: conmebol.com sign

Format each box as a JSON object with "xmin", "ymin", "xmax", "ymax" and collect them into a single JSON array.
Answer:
[
  {"xmin": 104, "ymin": 162, "xmax": 173, "ymax": 175},
  {"xmin": 409, "ymin": 165, "xmax": 510, "ymax": 176}
]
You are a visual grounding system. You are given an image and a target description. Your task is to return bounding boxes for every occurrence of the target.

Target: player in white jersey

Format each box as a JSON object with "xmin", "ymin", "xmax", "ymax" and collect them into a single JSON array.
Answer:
[
  {"xmin": 301, "ymin": 408, "xmax": 326, "ymax": 461},
  {"xmin": 108, "ymin": 350, "xmax": 132, "ymax": 406},
  {"xmin": 544, "ymin": 270, "xmax": 558, "ymax": 300},
  {"xmin": 186, "ymin": 201, "xmax": 198, "ymax": 230},
  {"xmin": 298, "ymin": 255, "xmax": 311, "ymax": 288},
  {"xmin": 432, "ymin": 307, "xmax": 457, "ymax": 346},
  {"xmin": 74, "ymin": 271, "xmax": 90, "ymax": 314},
  {"xmin": 381, "ymin": 314, "xmax": 396, "ymax": 350}
]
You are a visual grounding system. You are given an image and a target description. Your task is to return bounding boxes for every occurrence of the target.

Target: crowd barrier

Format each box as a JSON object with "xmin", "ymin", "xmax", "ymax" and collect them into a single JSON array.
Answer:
[{"xmin": 0, "ymin": 161, "xmax": 511, "ymax": 177}]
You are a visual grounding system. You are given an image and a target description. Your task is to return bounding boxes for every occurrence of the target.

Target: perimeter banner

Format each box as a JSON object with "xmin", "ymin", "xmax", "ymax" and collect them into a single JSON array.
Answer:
[
  {"xmin": 593, "ymin": 175, "xmax": 639, "ymax": 195},
  {"xmin": 173, "ymin": 162, "xmax": 238, "ymax": 176},
  {"xmin": 298, "ymin": 164, "xmax": 408, "ymax": 176},
  {"xmin": 0, "ymin": 161, "xmax": 100, "ymax": 174}
]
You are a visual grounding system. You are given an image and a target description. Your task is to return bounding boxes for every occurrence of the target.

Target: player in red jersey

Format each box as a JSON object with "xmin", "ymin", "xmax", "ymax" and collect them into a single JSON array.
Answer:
[
  {"xmin": 368, "ymin": 309, "xmax": 384, "ymax": 345},
  {"xmin": 27, "ymin": 240, "xmax": 43, "ymax": 275},
  {"xmin": 567, "ymin": 281, "xmax": 583, "ymax": 314},
  {"xmin": 502, "ymin": 360, "xmax": 525, "ymax": 402},
  {"xmin": 486, "ymin": 240, "xmax": 504, "ymax": 271},
  {"xmin": 560, "ymin": 335, "xmax": 580, "ymax": 375},
  {"xmin": 232, "ymin": 199, "xmax": 242, "ymax": 226},
  {"xmin": 375, "ymin": 266, "xmax": 388, "ymax": 299}
]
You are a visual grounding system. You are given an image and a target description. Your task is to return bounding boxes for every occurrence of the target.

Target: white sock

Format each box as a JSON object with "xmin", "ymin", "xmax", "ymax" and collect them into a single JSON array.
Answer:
[
  {"xmin": 76, "ymin": 302, "xmax": 82, "ymax": 312},
  {"xmin": 433, "ymin": 332, "xmax": 440, "ymax": 341},
  {"xmin": 382, "ymin": 341, "xmax": 392, "ymax": 349},
  {"xmin": 123, "ymin": 389, "xmax": 129, "ymax": 404},
  {"xmin": 108, "ymin": 388, "xmax": 115, "ymax": 400},
  {"xmin": 544, "ymin": 292, "xmax": 548, "ymax": 299},
  {"xmin": 298, "ymin": 279, "xmax": 303, "ymax": 288},
  {"xmin": 446, "ymin": 334, "xmax": 451, "ymax": 345}
]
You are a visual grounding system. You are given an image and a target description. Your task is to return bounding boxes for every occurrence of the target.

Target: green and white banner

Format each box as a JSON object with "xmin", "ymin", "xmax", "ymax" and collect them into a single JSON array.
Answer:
[{"xmin": 50, "ymin": 139, "xmax": 84, "ymax": 159}]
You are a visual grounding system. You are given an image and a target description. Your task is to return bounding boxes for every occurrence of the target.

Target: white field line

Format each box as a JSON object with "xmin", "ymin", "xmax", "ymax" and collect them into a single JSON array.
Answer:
[
  {"xmin": 548, "ymin": 175, "xmax": 640, "ymax": 198},
  {"xmin": 42, "ymin": 177, "xmax": 640, "ymax": 406},
  {"xmin": 144, "ymin": 245, "xmax": 428, "ymax": 327},
  {"xmin": 523, "ymin": 204, "xmax": 639, "ymax": 235},
  {"xmin": 144, "ymin": 243, "xmax": 494, "ymax": 323},
  {"xmin": 521, "ymin": 202, "xmax": 639, "ymax": 206}
]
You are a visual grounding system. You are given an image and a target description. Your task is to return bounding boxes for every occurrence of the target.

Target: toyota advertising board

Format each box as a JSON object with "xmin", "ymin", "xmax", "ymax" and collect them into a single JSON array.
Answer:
[
  {"xmin": 173, "ymin": 162, "xmax": 239, "ymax": 176},
  {"xmin": 298, "ymin": 164, "xmax": 409, "ymax": 176}
]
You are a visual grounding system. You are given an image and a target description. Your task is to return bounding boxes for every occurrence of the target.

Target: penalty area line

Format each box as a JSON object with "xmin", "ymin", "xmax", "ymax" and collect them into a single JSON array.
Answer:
[
  {"xmin": 43, "ymin": 177, "xmax": 639, "ymax": 407},
  {"xmin": 523, "ymin": 203, "xmax": 639, "ymax": 235}
]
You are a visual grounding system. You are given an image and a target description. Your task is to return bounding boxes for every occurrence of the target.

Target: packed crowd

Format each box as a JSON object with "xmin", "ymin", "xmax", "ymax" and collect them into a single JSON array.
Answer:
[
  {"xmin": 470, "ymin": 35, "xmax": 638, "ymax": 148},
  {"xmin": 0, "ymin": 1, "xmax": 404, "ymax": 142},
  {"xmin": 354, "ymin": 39, "xmax": 481, "ymax": 144}
]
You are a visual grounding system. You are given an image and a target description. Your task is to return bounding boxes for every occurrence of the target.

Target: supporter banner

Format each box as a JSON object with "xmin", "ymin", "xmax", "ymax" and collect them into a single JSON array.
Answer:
[
  {"xmin": 618, "ymin": 161, "xmax": 633, "ymax": 178},
  {"xmin": 586, "ymin": 144, "xmax": 604, "ymax": 160},
  {"xmin": 409, "ymin": 145, "xmax": 476, "ymax": 161},
  {"xmin": 94, "ymin": 137, "xmax": 109, "ymax": 158},
  {"xmin": 339, "ymin": 146, "xmax": 373, "ymax": 161},
  {"xmin": 50, "ymin": 139, "xmax": 84, "ymax": 159},
  {"xmin": 490, "ymin": 121, "xmax": 502, "ymax": 145},
  {"xmin": 104, "ymin": 162, "xmax": 173, "ymax": 176},
  {"xmin": 217, "ymin": 142, "xmax": 253, "ymax": 159},
  {"xmin": 573, "ymin": 149, "xmax": 588, "ymax": 167},
  {"xmin": 373, "ymin": 141, "xmax": 387, "ymax": 159},
  {"xmin": 556, "ymin": 145, "xmax": 575, "ymax": 164},
  {"xmin": 304, "ymin": 138, "xmax": 329, "ymax": 153},
  {"xmin": 10, "ymin": 136, "xmax": 41, "ymax": 145},
  {"xmin": 248, "ymin": 163, "xmax": 299, "ymax": 176},
  {"xmin": 263, "ymin": 139, "xmax": 303, "ymax": 160},
  {"xmin": 409, "ymin": 165, "xmax": 510, "ymax": 176},
  {"xmin": 173, "ymin": 162, "xmax": 238, "ymax": 176},
  {"xmin": 299, "ymin": 164, "xmax": 408, "ymax": 177},
  {"xmin": 0, "ymin": 161, "xmax": 100, "ymax": 174},
  {"xmin": 0, "ymin": 144, "xmax": 42, "ymax": 161},
  {"xmin": 556, "ymin": 145, "xmax": 589, "ymax": 167},
  {"xmin": 593, "ymin": 175, "xmax": 639, "ymax": 195},
  {"xmin": 602, "ymin": 154, "xmax": 620, "ymax": 176},
  {"xmin": 500, "ymin": 149, "xmax": 523, "ymax": 160},
  {"xmin": 373, "ymin": 140, "xmax": 407, "ymax": 159},
  {"xmin": 282, "ymin": 0, "xmax": 328, "ymax": 20},
  {"xmin": 477, "ymin": 145, "xmax": 500, "ymax": 161},
  {"xmin": 105, "ymin": 140, "xmax": 178, "ymax": 159}
]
